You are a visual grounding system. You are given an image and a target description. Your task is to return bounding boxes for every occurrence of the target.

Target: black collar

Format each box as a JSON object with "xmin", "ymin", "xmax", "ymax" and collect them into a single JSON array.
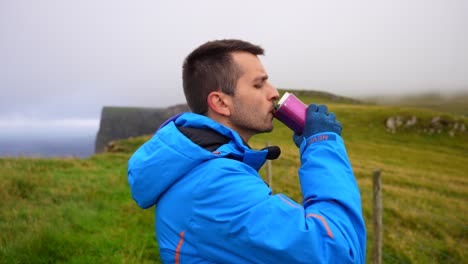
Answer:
[
  {"xmin": 177, "ymin": 126, "xmax": 230, "ymax": 152},
  {"xmin": 177, "ymin": 126, "xmax": 281, "ymax": 160}
]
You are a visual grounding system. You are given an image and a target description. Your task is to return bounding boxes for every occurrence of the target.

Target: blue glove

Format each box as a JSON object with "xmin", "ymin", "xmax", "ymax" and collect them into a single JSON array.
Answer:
[{"xmin": 293, "ymin": 104, "xmax": 342, "ymax": 147}]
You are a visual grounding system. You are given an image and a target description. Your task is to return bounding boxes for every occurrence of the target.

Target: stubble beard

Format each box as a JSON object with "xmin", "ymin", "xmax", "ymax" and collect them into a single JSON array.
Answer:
[{"xmin": 230, "ymin": 106, "xmax": 273, "ymax": 137}]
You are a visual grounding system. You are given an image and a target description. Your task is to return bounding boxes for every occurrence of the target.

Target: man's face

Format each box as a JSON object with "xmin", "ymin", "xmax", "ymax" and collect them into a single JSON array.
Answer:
[{"xmin": 227, "ymin": 52, "xmax": 279, "ymax": 141}]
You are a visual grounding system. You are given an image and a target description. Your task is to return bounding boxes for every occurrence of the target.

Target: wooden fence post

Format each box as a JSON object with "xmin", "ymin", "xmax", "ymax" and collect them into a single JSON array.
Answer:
[
  {"xmin": 373, "ymin": 169, "xmax": 382, "ymax": 264},
  {"xmin": 266, "ymin": 141, "xmax": 272, "ymax": 190}
]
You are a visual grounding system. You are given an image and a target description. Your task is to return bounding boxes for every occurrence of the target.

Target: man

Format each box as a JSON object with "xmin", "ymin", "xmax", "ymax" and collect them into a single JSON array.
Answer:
[{"xmin": 128, "ymin": 39, "xmax": 366, "ymax": 263}]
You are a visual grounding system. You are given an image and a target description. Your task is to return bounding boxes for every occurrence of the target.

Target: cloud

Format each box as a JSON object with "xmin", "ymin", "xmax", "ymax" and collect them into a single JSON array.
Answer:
[{"xmin": 0, "ymin": 0, "xmax": 467, "ymax": 123}]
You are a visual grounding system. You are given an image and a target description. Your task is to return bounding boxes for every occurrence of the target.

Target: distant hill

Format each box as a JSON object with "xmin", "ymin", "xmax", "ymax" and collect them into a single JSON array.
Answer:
[
  {"xmin": 95, "ymin": 89, "xmax": 468, "ymax": 154},
  {"xmin": 94, "ymin": 104, "xmax": 189, "ymax": 153},
  {"xmin": 95, "ymin": 89, "xmax": 360, "ymax": 153},
  {"xmin": 278, "ymin": 89, "xmax": 362, "ymax": 104},
  {"xmin": 361, "ymin": 91, "xmax": 468, "ymax": 116}
]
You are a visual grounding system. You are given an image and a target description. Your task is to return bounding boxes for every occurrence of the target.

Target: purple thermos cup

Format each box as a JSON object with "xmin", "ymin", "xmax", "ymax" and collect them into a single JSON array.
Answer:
[{"xmin": 273, "ymin": 92, "xmax": 307, "ymax": 134}]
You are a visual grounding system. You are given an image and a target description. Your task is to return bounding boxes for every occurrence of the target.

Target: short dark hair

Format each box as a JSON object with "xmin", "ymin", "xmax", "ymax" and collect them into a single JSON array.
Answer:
[{"xmin": 182, "ymin": 39, "xmax": 264, "ymax": 114}]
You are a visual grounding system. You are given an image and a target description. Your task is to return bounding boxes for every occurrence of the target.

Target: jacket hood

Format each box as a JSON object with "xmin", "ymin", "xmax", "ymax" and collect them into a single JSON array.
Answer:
[{"xmin": 128, "ymin": 112, "xmax": 270, "ymax": 209}]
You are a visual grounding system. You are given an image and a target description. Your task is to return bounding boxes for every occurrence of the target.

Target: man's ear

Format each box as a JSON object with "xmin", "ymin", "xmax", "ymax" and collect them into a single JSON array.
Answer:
[{"xmin": 207, "ymin": 91, "xmax": 231, "ymax": 116}]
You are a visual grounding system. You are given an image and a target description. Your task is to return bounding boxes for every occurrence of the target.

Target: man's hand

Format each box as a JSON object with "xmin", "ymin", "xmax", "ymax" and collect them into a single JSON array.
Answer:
[{"xmin": 293, "ymin": 104, "xmax": 342, "ymax": 147}]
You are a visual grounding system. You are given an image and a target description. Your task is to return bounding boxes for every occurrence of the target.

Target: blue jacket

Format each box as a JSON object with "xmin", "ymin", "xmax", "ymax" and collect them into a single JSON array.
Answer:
[{"xmin": 128, "ymin": 112, "xmax": 366, "ymax": 263}]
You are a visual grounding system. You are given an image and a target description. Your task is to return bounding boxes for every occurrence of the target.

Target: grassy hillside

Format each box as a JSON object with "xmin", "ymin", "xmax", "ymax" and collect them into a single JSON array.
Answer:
[{"xmin": 1, "ymin": 91, "xmax": 467, "ymax": 263}]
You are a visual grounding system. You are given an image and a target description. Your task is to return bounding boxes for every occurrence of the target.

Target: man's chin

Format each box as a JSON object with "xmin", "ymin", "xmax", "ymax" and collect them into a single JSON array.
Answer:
[{"xmin": 257, "ymin": 125, "xmax": 274, "ymax": 134}]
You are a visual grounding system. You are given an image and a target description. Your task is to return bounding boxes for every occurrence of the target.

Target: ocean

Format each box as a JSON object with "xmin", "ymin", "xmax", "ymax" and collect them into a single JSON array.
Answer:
[{"xmin": 0, "ymin": 132, "xmax": 96, "ymax": 158}]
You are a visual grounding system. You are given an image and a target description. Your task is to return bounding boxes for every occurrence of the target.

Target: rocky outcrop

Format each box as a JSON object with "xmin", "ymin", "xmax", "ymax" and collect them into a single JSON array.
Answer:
[
  {"xmin": 95, "ymin": 104, "xmax": 189, "ymax": 153},
  {"xmin": 385, "ymin": 115, "xmax": 466, "ymax": 136},
  {"xmin": 386, "ymin": 115, "xmax": 418, "ymax": 133}
]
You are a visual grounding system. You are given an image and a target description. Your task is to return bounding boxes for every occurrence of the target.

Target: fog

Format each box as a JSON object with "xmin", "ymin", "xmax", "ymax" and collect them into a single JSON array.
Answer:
[{"xmin": 1, "ymin": 0, "xmax": 467, "ymax": 131}]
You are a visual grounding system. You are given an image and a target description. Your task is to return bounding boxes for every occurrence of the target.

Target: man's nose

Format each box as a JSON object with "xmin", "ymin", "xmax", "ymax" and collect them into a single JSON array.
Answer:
[{"xmin": 269, "ymin": 84, "xmax": 280, "ymax": 101}]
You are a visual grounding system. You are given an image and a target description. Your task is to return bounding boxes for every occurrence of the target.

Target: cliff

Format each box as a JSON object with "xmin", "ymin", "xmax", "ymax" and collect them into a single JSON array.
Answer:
[{"xmin": 94, "ymin": 104, "xmax": 189, "ymax": 153}]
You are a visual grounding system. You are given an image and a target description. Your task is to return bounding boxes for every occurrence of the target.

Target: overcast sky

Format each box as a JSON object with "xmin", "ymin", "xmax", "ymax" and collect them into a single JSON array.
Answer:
[{"xmin": 1, "ymin": 0, "xmax": 467, "ymax": 129}]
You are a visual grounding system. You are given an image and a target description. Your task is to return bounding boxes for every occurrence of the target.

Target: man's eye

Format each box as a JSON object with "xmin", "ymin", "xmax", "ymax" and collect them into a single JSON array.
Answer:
[{"xmin": 254, "ymin": 83, "xmax": 263, "ymax": 88}]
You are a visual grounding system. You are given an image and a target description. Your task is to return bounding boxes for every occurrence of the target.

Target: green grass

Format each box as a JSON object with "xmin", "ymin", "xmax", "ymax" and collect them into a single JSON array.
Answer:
[
  {"xmin": 0, "ymin": 154, "xmax": 160, "ymax": 263},
  {"xmin": 1, "ymin": 92, "xmax": 467, "ymax": 263}
]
